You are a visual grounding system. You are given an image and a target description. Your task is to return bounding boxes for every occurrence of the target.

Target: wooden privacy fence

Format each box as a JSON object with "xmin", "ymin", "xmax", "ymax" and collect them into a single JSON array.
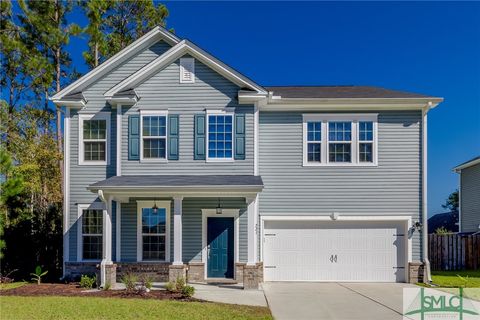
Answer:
[{"xmin": 429, "ymin": 233, "xmax": 480, "ymax": 271}]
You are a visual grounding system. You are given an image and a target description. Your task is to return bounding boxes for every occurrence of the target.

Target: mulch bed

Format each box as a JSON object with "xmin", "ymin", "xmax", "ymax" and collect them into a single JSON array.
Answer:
[{"xmin": 0, "ymin": 283, "xmax": 194, "ymax": 301}]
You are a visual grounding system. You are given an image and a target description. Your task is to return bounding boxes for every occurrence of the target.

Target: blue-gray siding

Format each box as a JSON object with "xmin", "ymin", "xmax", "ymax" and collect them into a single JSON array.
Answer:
[
  {"xmin": 121, "ymin": 57, "xmax": 254, "ymax": 175},
  {"xmin": 258, "ymin": 110, "xmax": 423, "ymax": 260},
  {"xmin": 460, "ymin": 163, "xmax": 480, "ymax": 233}
]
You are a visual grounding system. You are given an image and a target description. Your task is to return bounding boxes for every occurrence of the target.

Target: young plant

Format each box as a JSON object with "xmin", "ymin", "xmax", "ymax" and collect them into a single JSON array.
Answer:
[
  {"xmin": 175, "ymin": 276, "xmax": 186, "ymax": 291},
  {"xmin": 121, "ymin": 272, "xmax": 138, "ymax": 292},
  {"xmin": 181, "ymin": 285, "xmax": 195, "ymax": 298},
  {"xmin": 79, "ymin": 275, "xmax": 96, "ymax": 289},
  {"xmin": 103, "ymin": 282, "xmax": 111, "ymax": 291},
  {"xmin": 140, "ymin": 274, "xmax": 154, "ymax": 290},
  {"xmin": 165, "ymin": 281, "xmax": 176, "ymax": 292},
  {"xmin": 30, "ymin": 266, "xmax": 48, "ymax": 285}
]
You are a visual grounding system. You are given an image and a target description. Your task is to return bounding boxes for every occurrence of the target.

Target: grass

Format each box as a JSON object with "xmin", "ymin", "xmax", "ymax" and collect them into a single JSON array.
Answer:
[
  {"xmin": 0, "ymin": 282, "xmax": 27, "ymax": 291},
  {"xmin": 0, "ymin": 296, "xmax": 272, "ymax": 320},
  {"xmin": 430, "ymin": 270, "xmax": 480, "ymax": 288}
]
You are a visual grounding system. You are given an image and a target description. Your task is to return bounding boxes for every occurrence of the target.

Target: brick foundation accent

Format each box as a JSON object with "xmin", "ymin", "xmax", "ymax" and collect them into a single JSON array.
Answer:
[
  {"xmin": 65, "ymin": 262, "xmax": 98, "ymax": 280},
  {"xmin": 409, "ymin": 262, "xmax": 425, "ymax": 283},
  {"xmin": 116, "ymin": 263, "xmax": 170, "ymax": 282},
  {"xmin": 235, "ymin": 263, "xmax": 245, "ymax": 282},
  {"xmin": 243, "ymin": 263, "xmax": 263, "ymax": 289},
  {"xmin": 169, "ymin": 264, "xmax": 187, "ymax": 282},
  {"xmin": 187, "ymin": 263, "xmax": 204, "ymax": 283}
]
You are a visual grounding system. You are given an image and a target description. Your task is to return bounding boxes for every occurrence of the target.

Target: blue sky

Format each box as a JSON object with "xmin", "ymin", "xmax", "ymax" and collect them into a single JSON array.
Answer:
[{"xmin": 27, "ymin": 2, "xmax": 480, "ymax": 216}]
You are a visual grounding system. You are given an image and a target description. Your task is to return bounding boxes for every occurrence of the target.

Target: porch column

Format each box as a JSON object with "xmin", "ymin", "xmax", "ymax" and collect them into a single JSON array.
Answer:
[
  {"xmin": 173, "ymin": 196, "xmax": 183, "ymax": 265},
  {"xmin": 100, "ymin": 195, "xmax": 114, "ymax": 287},
  {"xmin": 246, "ymin": 195, "xmax": 258, "ymax": 266}
]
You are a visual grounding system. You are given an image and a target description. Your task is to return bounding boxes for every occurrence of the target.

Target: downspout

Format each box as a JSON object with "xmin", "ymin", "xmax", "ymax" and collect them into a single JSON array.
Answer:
[
  {"xmin": 422, "ymin": 103, "xmax": 432, "ymax": 283},
  {"xmin": 97, "ymin": 189, "xmax": 107, "ymax": 286}
]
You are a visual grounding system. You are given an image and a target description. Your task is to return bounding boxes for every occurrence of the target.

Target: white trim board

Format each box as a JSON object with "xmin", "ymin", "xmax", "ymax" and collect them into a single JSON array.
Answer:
[
  {"xmin": 201, "ymin": 209, "xmax": 240, "ymax": 280},
  {"xmin": 136, "ymin": 200, "xmax": 171, "ymax": 263},
  {"xmin": 51, "ymin": 26, "xmax": 180, "ymax": 100},
  {"xmin": 63, "ymin": 108, "xmax": 70, "ymax": 271}
]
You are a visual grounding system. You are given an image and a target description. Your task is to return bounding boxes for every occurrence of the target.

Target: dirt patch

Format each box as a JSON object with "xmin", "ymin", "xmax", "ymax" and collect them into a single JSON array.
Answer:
[{"xmin": 0, "ymin": 283, "xmax": 194, "ymax": 301}]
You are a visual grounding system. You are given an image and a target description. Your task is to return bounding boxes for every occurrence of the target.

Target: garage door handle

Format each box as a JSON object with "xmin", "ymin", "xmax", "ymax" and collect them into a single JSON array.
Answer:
[
  {"xmin": 264, "ymin": 266, "xmax": 276, "ymax": 268},
  {"xmin": 265, "ymin": 233, "xmax": 276, "ymax": 236}
]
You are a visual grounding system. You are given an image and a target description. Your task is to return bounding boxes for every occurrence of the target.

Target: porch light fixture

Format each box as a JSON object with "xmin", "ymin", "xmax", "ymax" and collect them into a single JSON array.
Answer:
[
  {"xmin": 216, "ymin": 198, "xmax": 223, "ymax": 215},
  {"xmin": 152, "ymin": 199, "xmax": 158, "ymax": 214}
]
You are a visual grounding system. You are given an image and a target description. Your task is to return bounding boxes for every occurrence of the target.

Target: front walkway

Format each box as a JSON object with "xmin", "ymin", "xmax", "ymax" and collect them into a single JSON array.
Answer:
[
  {"xmin": 263, "ymin": 282, "xmax": 415, "ymax": 320},
  {"xmin": 191, "ymin": 283, "xmax": 268, "ymax": 307}
]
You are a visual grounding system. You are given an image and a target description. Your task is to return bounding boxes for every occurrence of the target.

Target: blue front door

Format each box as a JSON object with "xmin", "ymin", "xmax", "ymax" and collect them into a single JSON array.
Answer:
[{"xmin": 207, "ymin": 217, "xmax": 234, "ymax": 278}]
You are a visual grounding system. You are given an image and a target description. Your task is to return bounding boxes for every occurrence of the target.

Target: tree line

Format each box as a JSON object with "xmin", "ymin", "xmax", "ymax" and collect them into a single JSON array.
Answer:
[{"xmin": 0, "ymin": 0, "xmax": 170, "ymax": 281}]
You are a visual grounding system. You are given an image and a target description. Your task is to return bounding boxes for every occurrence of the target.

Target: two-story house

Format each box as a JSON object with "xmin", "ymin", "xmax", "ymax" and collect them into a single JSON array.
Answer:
[{"xmin": 52, "ymin": 27, "xmax": 443, "ymax": 289}]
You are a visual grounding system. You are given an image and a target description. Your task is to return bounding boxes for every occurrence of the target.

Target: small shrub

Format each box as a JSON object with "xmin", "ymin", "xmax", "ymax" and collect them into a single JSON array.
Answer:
[
  {"xmin": 175, "ymin": 276, "xmax": 186, "ymax": 291},
  {"xmin": 121, "ymin": 272, "xmax": 138, "ymax": 292},
  {"xmin": 165, "ymin": 281, "xmax": 176, "ymax": 292},
  {"xmin": 30, "ymin": 266, "xmax": 48, "ymax": 285},
  {"xmin": 181, "ymin": 285, "xmax": 195, "ymax": 298},
  {"xmin": 79, "ymin": 275, "xmax": 96, "ymax": 289},
  {"xmin": 103, "ymin": 282, "xmax": 111, "ymax": 291},
  {"xmin": 140, "ymin": 274, "xmax": 153, "ymax": 290}
]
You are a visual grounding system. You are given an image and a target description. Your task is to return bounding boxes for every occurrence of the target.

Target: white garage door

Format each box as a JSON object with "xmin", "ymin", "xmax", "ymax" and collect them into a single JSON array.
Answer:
[{"xmin": 263, "ymin": 220, "xmax": 406, "ymax": 282}]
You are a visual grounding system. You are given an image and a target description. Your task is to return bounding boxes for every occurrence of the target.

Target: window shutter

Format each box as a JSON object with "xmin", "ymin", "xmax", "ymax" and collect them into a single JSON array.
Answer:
[
  {"xmin": 168, "ymin": 115, "xmax": 179, "ymax": 160},
  {"xmin": 128, "ymin": 115, "xmax": 140, "ymax": 160},
  {"xmin": 194, "ymin": 114, "xmax": 206, "ymax": 160},
  {"xmin": 234, "ymin": 113, "xmax": 246, "ymax": 160}
]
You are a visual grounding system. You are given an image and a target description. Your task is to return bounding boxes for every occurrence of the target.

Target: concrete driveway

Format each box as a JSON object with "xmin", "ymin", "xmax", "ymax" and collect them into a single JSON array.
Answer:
[{"xmin": 263, "ymin": 282, "xmax": 416, "ymax": 320}]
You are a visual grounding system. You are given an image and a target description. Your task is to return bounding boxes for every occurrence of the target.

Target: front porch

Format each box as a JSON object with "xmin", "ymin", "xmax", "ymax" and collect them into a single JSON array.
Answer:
[{"xmin": 67, "ymin": 175, "xmax": 263, "ymax": 289}]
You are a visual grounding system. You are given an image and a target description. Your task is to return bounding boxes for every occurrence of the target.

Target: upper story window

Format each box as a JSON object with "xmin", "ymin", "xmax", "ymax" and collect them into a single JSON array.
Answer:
[
  {"xmin": 303, "ymin": 114, "xmax": 377, "ymax": 166},
  {"xmin": 180, "ymin": 57, "xmax": 195, "ymax": 83},
  {"xmin": 79, "ymin": 113, "xmax": 110, "ymax": 165},
  {"xmin": 141, "ymin": 112, "xmax": 167, "ymax": 161},
  {"xmin": 207, "ymin": 113, "xmax": 233, "ymax": 161}
]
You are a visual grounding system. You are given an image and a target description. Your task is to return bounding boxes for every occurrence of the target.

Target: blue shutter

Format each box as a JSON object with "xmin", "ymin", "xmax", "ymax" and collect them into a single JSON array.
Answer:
[
  {"xmin": 128, "ymin": 115, "xmax": 140, "ymax": 160},
  {"xmin": 168, "ymin": 115, "xmax": 179, "ymax": 160},
  {"xmin": 234, "ymin": 113, "xmax": 245, "ymax": 160},
  {"xmin": 194, "ymin": 114, "xmax": 206, "ymax": 160}
]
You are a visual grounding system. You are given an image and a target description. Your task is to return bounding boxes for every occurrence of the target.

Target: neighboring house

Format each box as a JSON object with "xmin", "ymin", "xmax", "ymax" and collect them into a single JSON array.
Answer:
[
  {"xmin": 428, "ymin": 212, "xmax": 459, "ymax": 234},
  {"xmin": 454, "ymin": 156, "xmax": 480, "ymax": 233},
  {"xmin": 51, "ymin": 27, "xmax": 443, "ymax": 288}
]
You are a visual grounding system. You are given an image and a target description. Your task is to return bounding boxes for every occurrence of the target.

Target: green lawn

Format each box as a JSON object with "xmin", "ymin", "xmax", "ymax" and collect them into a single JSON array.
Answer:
[
  {"xmin": 0, "ymin": 296, "xmax": 272, "ymax": 320},
  {"xmin": 430, "ymin": 270, "xmax": 480, "ymax": 288},
  {"xmin": 0, "ymin": 282, "xmax": 27, "ymax": 291}
]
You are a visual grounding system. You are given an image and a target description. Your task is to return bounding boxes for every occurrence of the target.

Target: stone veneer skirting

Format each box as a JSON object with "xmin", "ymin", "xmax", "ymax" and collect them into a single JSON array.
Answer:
[{"xmin": 408, "ymin": 262, "xmax": 425, "ymax": 283}]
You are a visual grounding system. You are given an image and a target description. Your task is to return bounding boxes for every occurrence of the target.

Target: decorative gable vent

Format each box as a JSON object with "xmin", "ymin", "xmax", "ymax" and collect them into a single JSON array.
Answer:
[{"xmin": 180, "ymin": 57, "xmax": 195, "ymax": 83}]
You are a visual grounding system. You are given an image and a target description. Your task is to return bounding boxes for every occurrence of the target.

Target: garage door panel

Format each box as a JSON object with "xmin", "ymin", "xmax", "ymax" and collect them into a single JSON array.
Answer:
[{"xmin": 263, "ymin": 220, "xmax": 406, "ymax": 282}]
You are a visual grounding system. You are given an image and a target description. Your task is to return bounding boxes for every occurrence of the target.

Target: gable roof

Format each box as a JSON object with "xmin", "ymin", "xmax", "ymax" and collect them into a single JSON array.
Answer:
[
  {"xmin": 453, "ymin": 156, "xmax": 480, "ymax": 172},
  {"xmin": 104, "ymin": 39, "xmax": 267, "ymax": 97},
  {"xmin": 51, "ymin": 26, "xmax": 180, "ymax": 101},
  {"xmin": 265, "ymin": 86, "xmax": 439, "ymax": 99}
]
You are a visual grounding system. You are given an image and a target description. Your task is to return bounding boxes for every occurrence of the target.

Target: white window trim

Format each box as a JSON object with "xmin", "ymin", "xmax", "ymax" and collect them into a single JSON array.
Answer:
[
  {"xmin": 180, "ymin": 57, "xmax": 195, "ymax": 83},
  {"xmin": 206, "ymin": 109, "xmax": 235, "ymax": 163},
  {"xmin": 77, "ymin": 204, "xmax": 105, "ymax": 262},
  {"xmin": 136, "ymin": 200, "xmax": 171, "ymax": 262},
  {"xmin": 201, "ymin": 209, "xmax": 240, "ymax": 280},
  {"xmin": 139, "ymin": 110, "xmax": 168, "ymax": 163},
  {"xmin": 78, "ymin": 112, "xmax": 111, "ymax": 166},
  {"xmin": 302, "ymin": 113, "xmax": 378, "ymax": 167}
]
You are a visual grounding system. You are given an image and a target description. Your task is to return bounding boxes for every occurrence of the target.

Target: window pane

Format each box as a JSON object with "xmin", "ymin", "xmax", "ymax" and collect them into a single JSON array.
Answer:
[
  {"xmin": 142, "ymin": 208, "xmax": 166, "ymax": 234},
  {"xmin": 143, "ymin": 116, "xmax": 166, "ymax": 137},
  {"xmin": 143, "ymin": 138, "xmax": 166, "ymax": 158},
  {"xmin": 359, "ymin": 121, "xmax": 373, "ymax": 141},
  {"xmin": 84, "ymin": 120, "xmax": 106, "ymax": 140},
  {"xmin": 359, "ymin": 142, "xmax": 373, "ymax": 162},
  {"xmin": 82, "ymin": 209, "xmax": 103, "ymax": 235},
  {"xmin": 328, "ymin": 122, "xmax": 351, "ymax": 141},
  {"xmin": 307, "ymin": 143, "xmax": 321, "ymax": 162},
  {"xmin": 83, "ymin": 235, "xmax": 102, "ymax": 260},
  {"xmin": 142, "ymin": 235, "xmax": 165, "ymax": 260},
  {"xmin": 329, "ymin": 143, "xmax": 351, "ymax": 162},
  {"xmin": 84, "ymin": 142, "xmax": 106, "ymax": 161},
  {"xmin": 208, "ymin": 115, "xmax": 233, "ymax": 158},
  {"xmin": 307, "ymin": 121, "xmax": 321, "ymax": 142}
]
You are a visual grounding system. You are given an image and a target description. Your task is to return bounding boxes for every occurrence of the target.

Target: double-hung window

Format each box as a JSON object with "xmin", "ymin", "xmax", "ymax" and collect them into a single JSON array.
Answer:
[
  {"xmin": 79, "ymin": 113, "xmax": 110, "ymax": 165},
  {"xmin": 207, "ymin": 113, "xmax": 233, "ymax": 161},
  {"xmin": 78, "ymin": 206, "xmax": 103, "ymax": 261},
  {"xmin": 303, "ymin": 114, "xmax": 377, "ymax": 166},
  {"xmin": 141, "ymin": 113, "xmax": 167, "ymax": 160},
  {"xmin": 137, "ymin": 201, "xmax": 170, "ymax": 262}
]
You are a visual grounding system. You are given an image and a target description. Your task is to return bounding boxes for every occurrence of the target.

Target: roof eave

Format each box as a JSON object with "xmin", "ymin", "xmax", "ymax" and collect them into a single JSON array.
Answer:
[{"xmin": 453, "ymin": 158, "xmax": 480, "ymax": 172}]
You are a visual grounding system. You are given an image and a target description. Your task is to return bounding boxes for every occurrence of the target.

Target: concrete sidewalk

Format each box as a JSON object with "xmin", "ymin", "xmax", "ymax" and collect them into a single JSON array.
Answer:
[{"xmin": 191, "ymin": 283, "xmax": 268, "ymax": 307}]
